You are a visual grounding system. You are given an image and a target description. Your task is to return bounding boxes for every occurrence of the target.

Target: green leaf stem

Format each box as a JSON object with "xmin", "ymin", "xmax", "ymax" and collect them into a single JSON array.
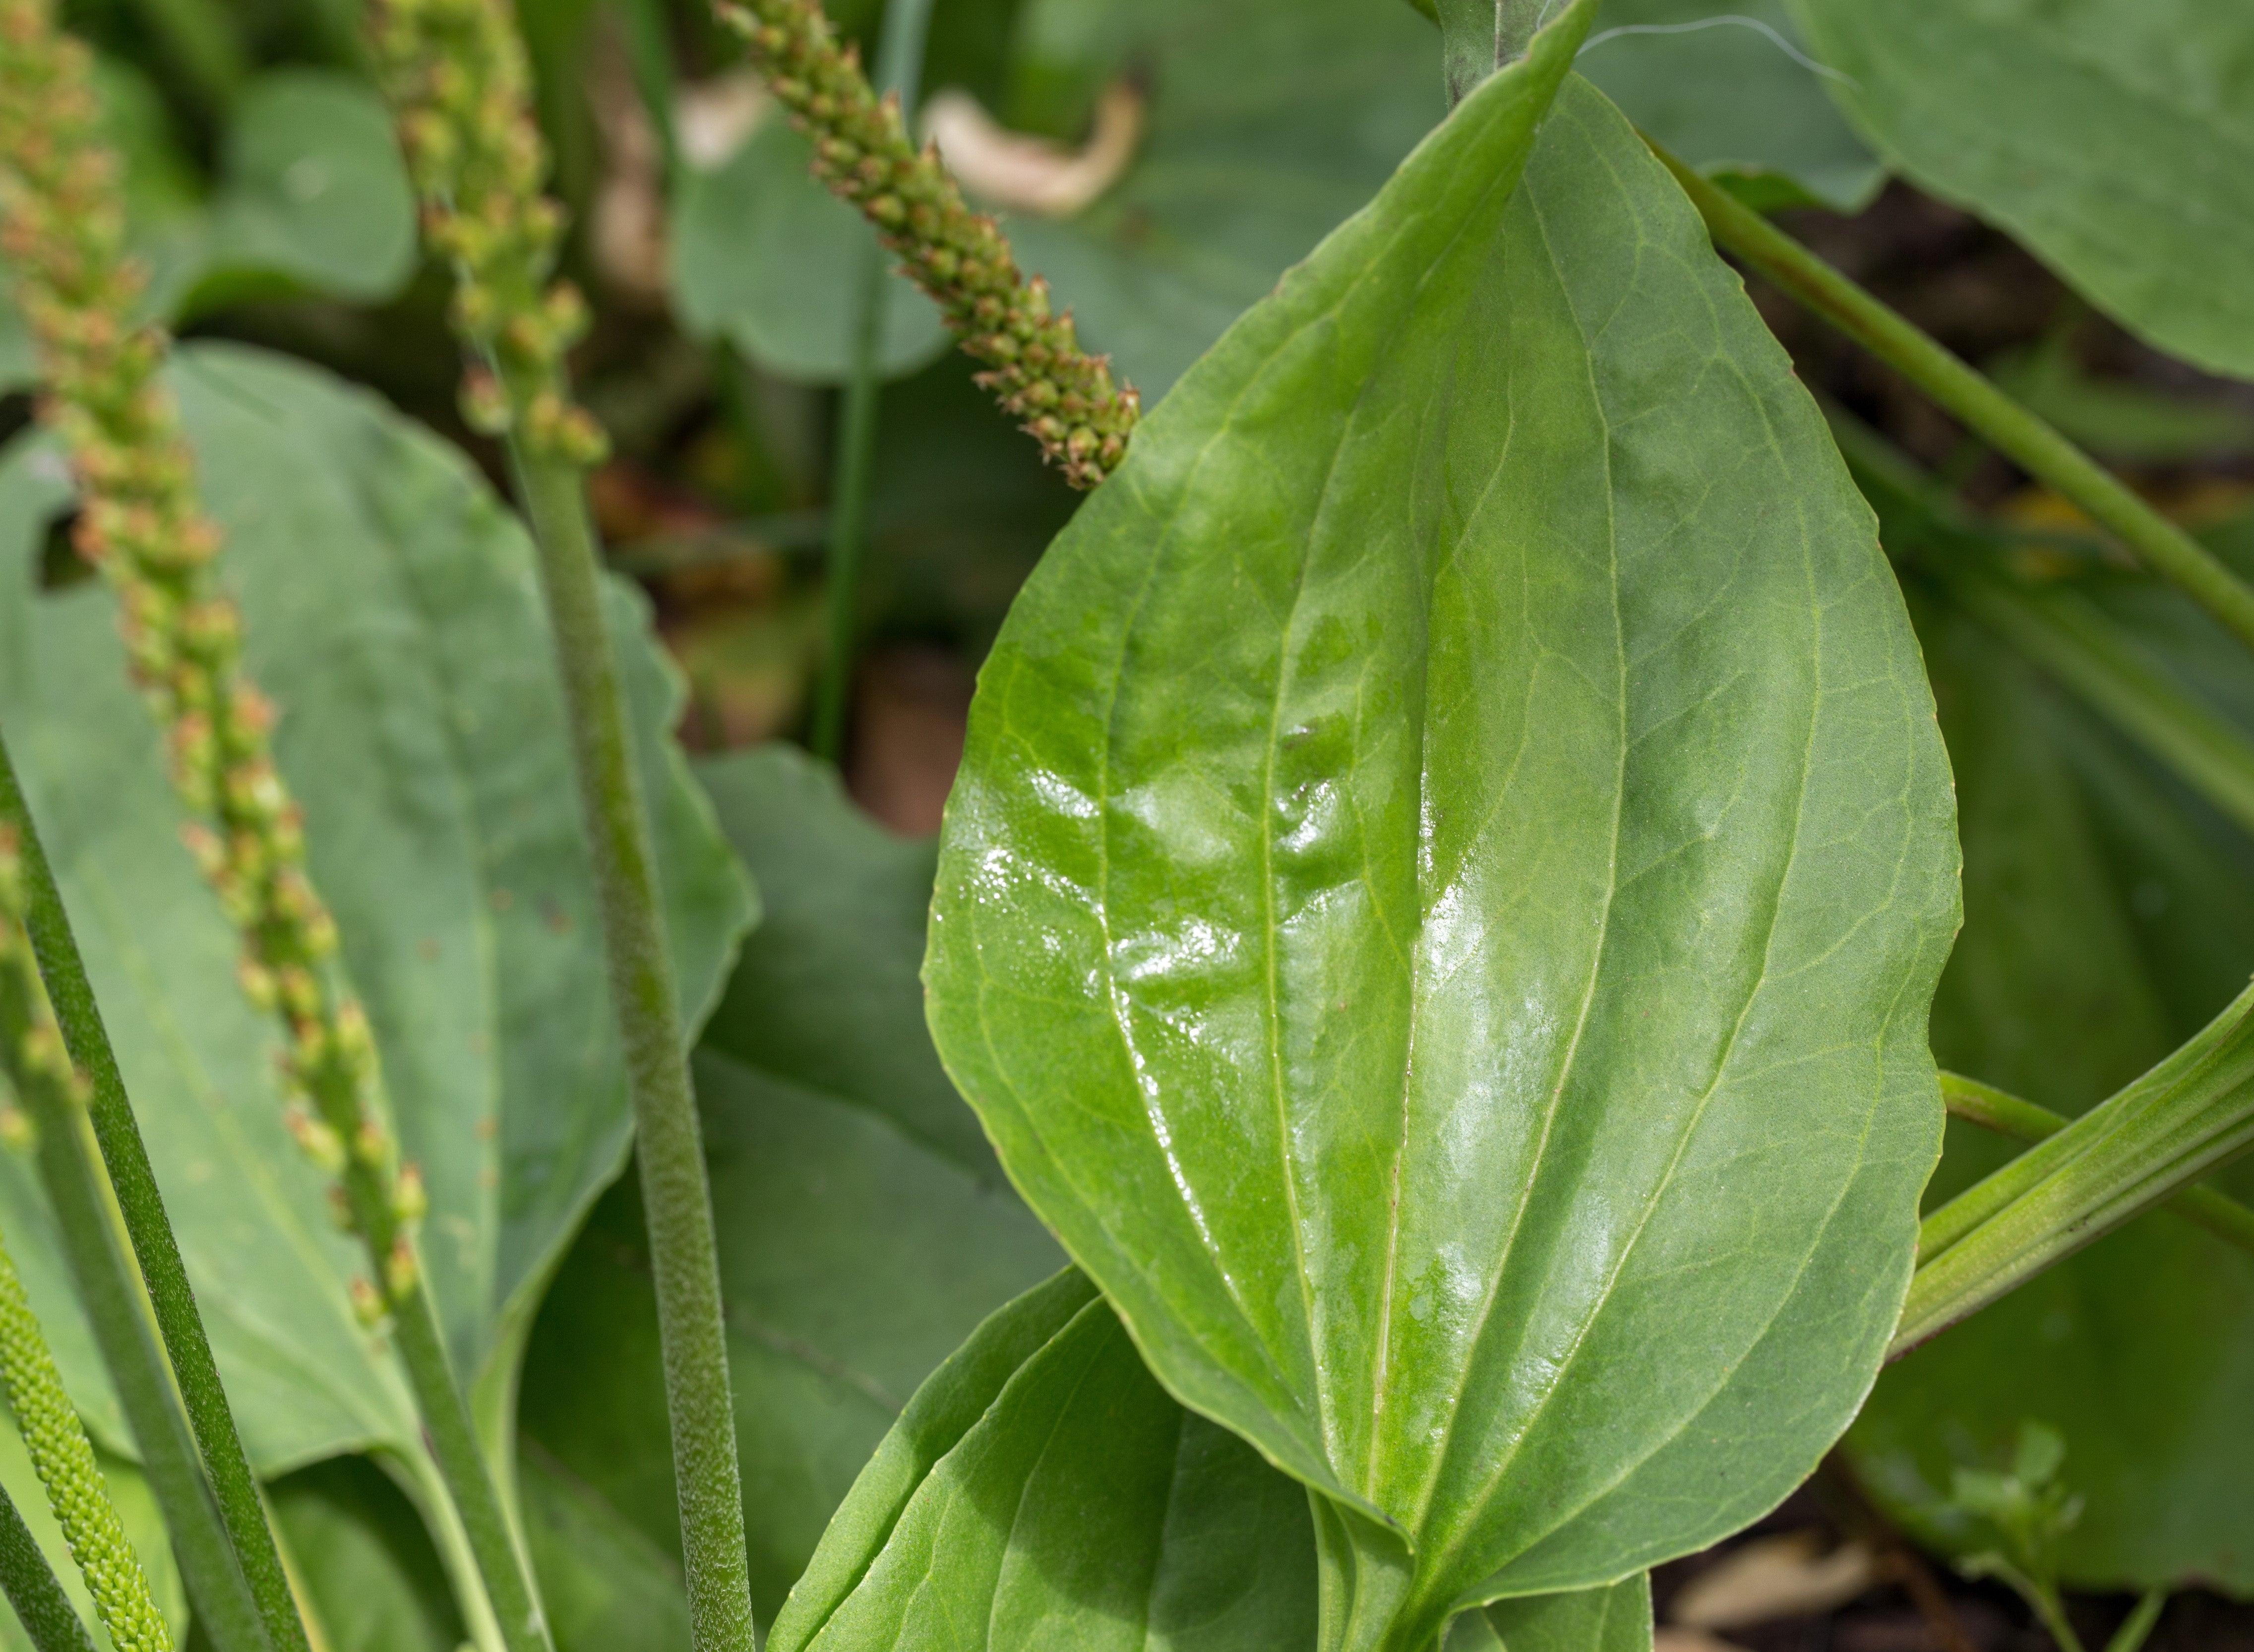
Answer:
[
  {"xmin": 1651, "ymin": 143, "xmax": 2254, "ymax": 659},
  {"xmin": 926, "ymin": 18, "xmax": 1957, "ymax": 1649},
  {"xmin": 0, "ymin": 1480, "xmax": 96, "ymax": 1652},
  {"xmin": 519, "ymin": 747, "xmax": 1059, "ymax": 1627},
  {"xmin": 1942, "ymin": 1072, "xmax": 2254, "ymax": 1257},
  {"xmin": 1789, "ymin": 0, "xmax": 2254, "ymax": 379},
  {"xmin": 1896, "ymin": 982, "xmax": 2254, "ymax": 1355}
]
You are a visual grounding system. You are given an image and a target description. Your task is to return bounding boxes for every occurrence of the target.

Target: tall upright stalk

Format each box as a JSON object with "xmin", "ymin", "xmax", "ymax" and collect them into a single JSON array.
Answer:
[
  {"xmin": 0, "ymin": 737, "xmax": 297, "ymax": 1652},
  {"xmin": 367, "ymin": 2, "xmax": 757, "ymax": 1649},
  {"xmin": 0, "ymin": 6, "xmax": 540, "ymax": 1650},
  {"xmin": 810, "ymin": 0, "xmax": 942, "ymax": 762},
  {"xmin": 0, "ymin": 1478, "xmax": 96, "ymax": 1652},
  {"xmin": 0, "ymin": 831, "xmax": 186, "ymax": 1652},
  {"xmin": 1650, "ymin": 141, "xmax": 2254, "ymax": 657}
]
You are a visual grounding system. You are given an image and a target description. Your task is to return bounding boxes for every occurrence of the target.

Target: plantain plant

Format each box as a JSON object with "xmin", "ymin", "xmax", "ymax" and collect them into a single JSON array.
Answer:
[{"xmin": 0, "ymin": 0, "xmax": 2248, "ymax": 1649}]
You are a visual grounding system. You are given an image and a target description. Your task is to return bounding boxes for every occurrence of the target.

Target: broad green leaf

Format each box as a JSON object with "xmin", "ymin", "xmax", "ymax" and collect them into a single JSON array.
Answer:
[
  {"xmin": 670, "ymin": 119, "xmax": 949, "ymax": 384},
  {"xmin": 519, "ymin": 1448, "xmax": 691, "ymax": 1652},
  {"xmin": 1788, "ymin": 0, "xmax": 2254, "ymax": 379},
  {"xmin": 0, "ymin": 343, "xmax": 753, "ymax": 1487},
  {"xmin": 694, "ymin": 746, "xmax": 997, "ymax": 1179},
  {"xmin": 519, "ymin": 745, "xmax": 1059, "ymax": 1623},
  {"xmin": 266, "ymin": 1456, "xmax": 465, "ymax": 1652},
  {"xmin": 1446, "ymin": 1577, "xmax": 1650, "ymax": 1652},
  {"xmin": 925, "ymin": 20, "xmax": 1958, "ymax": 1643},
  {"xmin": 0, "ymin": 1409, "xmax": 184, "ymax": 1652},
  {"xmin": 769, "ymin": 1273, "xmax": 1319, "ymax": 1652},
  {"xmin": 1577, "ymin": 0, "xmax": 1881, "ymax": 211},
  {"xmin": 0, "ymin": 70, "xmax": 417, "ymax": 389},
  {"xmin": 998, "ymin": 0, "xmax": 1442, "ymax": 396},
  {"xmin": 175, "ymin": 71, "xmax": 420, "ymax": 314},
  {"xmin": 1849, "ymin": 560, "xmax": 2254, "ymax": 1593}
]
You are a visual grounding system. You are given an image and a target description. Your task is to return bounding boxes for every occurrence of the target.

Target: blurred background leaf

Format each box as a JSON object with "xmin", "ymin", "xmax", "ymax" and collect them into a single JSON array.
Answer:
[
  {"xmin": 517, "ymin": 746, "xmax": 1061, "ymax": 1633},
  {"xmin": 1577, "ymin": 0, "xmax": 1880, "ymax": 211},
  {"xmin": 0, "ymin": 341, "xmax": 751, "ymax": 1617},
  {"xmin": 1848, "ymin": 501, "xmax": 2254, "ymax": 1595},
  {"xmin": 0, "ymin": 66, "xmax": 415, "ymax": 390}
]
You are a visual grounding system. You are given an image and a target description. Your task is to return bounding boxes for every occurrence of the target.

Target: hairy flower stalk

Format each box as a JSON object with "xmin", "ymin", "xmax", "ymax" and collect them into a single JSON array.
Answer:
[
  {"xmin": 368, "ymin": 6, "xmax": 757, "ymax": 1652},
  {"xmin": 718, "ymin": 0, "xmax": 1139, "ymax": 489},
  {"xmin": 0, "ymin": 8, "xmax": 543, "ymax": 1652},
  {"xmin": 0, "ymin": 839, "xmax": 172, "ymax": 1652},
  {"xmin": 0, "ymin": 0, "xmax": 422, "ymax": 1297}
]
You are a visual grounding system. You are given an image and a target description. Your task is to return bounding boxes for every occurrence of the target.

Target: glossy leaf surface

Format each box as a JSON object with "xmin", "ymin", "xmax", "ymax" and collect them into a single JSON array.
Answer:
[
  {"xmin": 1446, "ymin": 1577, "xmax": 1650, "ymax": 1652},
  {"xmin": 0, "ymin": 343, "xmax": 751, "ymax": 1479},
  {"xmin": 670, "ymin": 118, "xmax": 949, "ymax": 385},
  {"xmin": 769, "ymin": 1273, "xmax": 1319, "ymax": 1652},
  {"xmin": 926, "ymin": 24, "xmax": 1959, "ymax": 1636},
  {"xmin": 1851, "ymin": 541, "xmax": 2254, "ymax": 1592},
  {"xmin": 519, "ymin": 747, "xmax": 1060, "ymax": 1623},
  {"xmin": 1789, "ymin": 0, "xmax": 2254, "ymax": 378}
]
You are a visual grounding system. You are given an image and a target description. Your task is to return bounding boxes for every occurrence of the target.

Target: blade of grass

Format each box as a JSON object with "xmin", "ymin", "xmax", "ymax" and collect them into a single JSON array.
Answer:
[
  {"xmin": 2104, "ymin": 1591, "xmax": 2167, "ymax": 1652},
  {"xmin": 1648, "ymin": 139, "xmax": 2254, "ymax": 658},
  {"xmin": 0, "ymin": 784, "xmax": 262, "ymax": 1652},
  {"xmin": 1942, "ymin": 1071, "xmax": 2254, "ymax": 1256},
  {"xmin": 0, "ymin": 1479, "xmax": 97, "ymax": 1652},
  {"xmin": 0, "ymin": 733, "xmax": 312, "ymax": 1652},
  {"xmin": 369, "ymin": 2, "xmax": 757, "ymax": 1646},
  {"xmin": 1894, "ymin": 983, "xmax": 2254, "ymax": 1356},
  {"xmin": 809, "ymin": 0, "xmax": 939, "ymax": 763}
]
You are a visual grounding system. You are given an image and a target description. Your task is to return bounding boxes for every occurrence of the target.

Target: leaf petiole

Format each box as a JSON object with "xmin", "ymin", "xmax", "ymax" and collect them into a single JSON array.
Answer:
[
  {"xmin": 1896, "ymin": 985, "xmax": 2254, "ymax": 1355},
  {"xmin": 1649, "ymin": 140, "xmax": 2254, "ymax": 659},
  {"xmin": 1941, "ymin": 1071, "xmax": 2254, "ymax": 1258}
]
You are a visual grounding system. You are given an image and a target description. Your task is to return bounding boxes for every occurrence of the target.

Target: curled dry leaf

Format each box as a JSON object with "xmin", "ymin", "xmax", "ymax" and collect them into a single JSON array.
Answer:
[
  {"xmin": 677, "ymin": 69, "xmax": 772, "ymax": 171},
  {"xmin": 591, "ymin": 24, "xmax": 668, "ymax": 301},
  {"xmin": 1669, "ymin": 1533, "xmax": 1880, "ymax": 1631},
  {"xmin": 920, "ymin": 79, "xmax": 1145, "ymax": 219}
]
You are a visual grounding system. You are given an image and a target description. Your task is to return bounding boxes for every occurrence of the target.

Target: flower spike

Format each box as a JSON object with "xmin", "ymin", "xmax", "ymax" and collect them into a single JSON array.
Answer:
[{"xmin": 717, "ymin": 0, "xmax": 1139, "ymax": 489}]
